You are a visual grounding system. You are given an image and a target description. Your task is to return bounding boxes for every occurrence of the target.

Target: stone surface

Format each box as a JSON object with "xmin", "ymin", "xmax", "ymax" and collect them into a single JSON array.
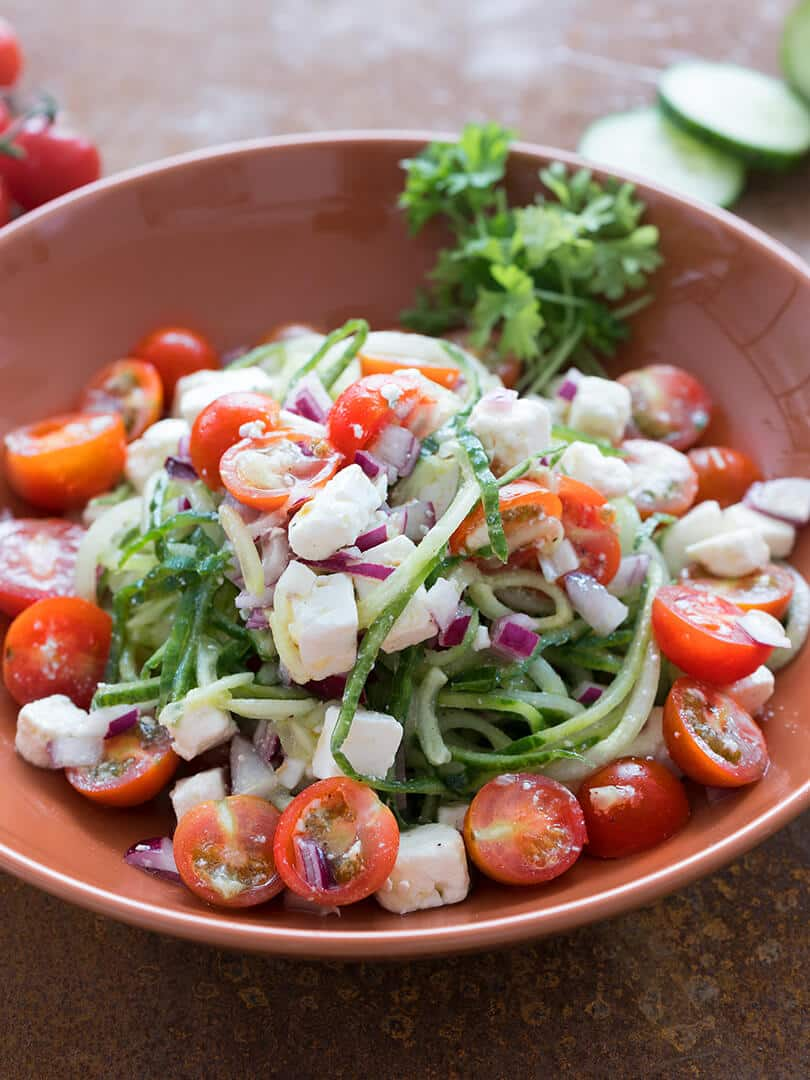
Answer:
[{"xmin": 1, "ymin": 0, "xmax": 808, "ymax": 1075}]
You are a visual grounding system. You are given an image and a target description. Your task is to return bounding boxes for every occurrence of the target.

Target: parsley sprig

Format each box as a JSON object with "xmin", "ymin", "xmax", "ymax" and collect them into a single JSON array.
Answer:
[{"xmin": 399, "ymin": 123, "xmax": 663, "ymax": 393}]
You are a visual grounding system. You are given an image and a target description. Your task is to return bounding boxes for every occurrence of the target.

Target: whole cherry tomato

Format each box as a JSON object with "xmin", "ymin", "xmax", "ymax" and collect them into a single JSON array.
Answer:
[
  {"xmin": 0, "ymin": 117, "xmax": 101, "ymax": 210},
  {"xmin": 687, "ymin": 446, "xmax": 762, "ymax": 508},
  {"xmin": 0, "ymin": 18, "xmax": 22, "ymax": 87},
  {"xmin": 133, "ymin": 326, "xmax": 218, "ymax": 401}
]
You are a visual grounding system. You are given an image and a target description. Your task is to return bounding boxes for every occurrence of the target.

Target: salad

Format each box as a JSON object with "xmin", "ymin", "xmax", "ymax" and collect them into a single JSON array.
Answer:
[{"xmin": 1, "ymin": 136, "xmax": 808, "ymax": 917}]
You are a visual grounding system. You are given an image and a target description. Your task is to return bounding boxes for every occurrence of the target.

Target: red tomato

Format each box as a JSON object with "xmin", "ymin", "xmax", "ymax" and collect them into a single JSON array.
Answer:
[
  {"xmin": 79, "ymin": 358, "xmax": 163, "ymax": 441},
  {"xmin": 190, "ymin": 391, "xmax": 282, "ymax": 489},
  {"xmin": 66, "ymin": 718, "xmax": 178, "ymax": 807},
  {"xmin": 133, "ymin": 326, "xmax": 218, "ymax": 400},
  {"xmin": 327, "ymin": 371, "xmax": 439, "ymax": 457},
  {"xmin": 578, "ymin": 757, "xmax": 690, "ymax": 858},
  {"xmin": 4, "ymin": 412, "xmax": 127, "ymax": 510},
  {"xmin": 663, "ymin": 678, "xmax": 769, "ymax": 787},
  {"xmin": 0, "ymin": 175, "xmax": 10, "ymax": 227},
  {"xmin": 0, "ymin": 19, "xmax": 22, "ymax": 87},
  {"xmin": 687, "ymin": 446, "xmax": 762, "ymax": 508},
  {"xmin": 623, "ymin": 438, "xmax": 698, "ymax": 519},
  {"xmin": 0, "ymin": 118, "xmax": 101, "ymax": 210},
  {"xmin": 557, "ymin": 476, "xmax": 622, "ymax": 585},
  {"xmin": 464, "ymin": 773, "xmax": 587, "ymax": 885},
  {"xmin": 494, "ymin": 356, "xmax": 523, "ymax": 390},
  {"xmin": 682, "ymin": 562, "xmax": 794, "ymax": 620},
  {"xmin": 652, "ymin": 584, "xmax": 772, "ymax": 684},
  {"xmin": 619, "ymin": 364, "xmax": 712, "ymax": 450},
  {"xmin": 2, "ymin": 596, "xmax": 112, "ymax": 708},
  {"xmin": 273, "ymin": 777, "xmax": 400, "ymax": 906},
  {"xmin": 359, "ymin": 353, "xmax": 461, "ymax": 390},
  {"xmin": 259, "ymin": 322, "xmax": 323, "ymax": 344},
  {"xmin": 450, "ymin": 481, "xmax": 562, "ymax": 558},
  {"xmin": 173, "ymin": 795, "xmax": 284, "ymax": 908},
  {"xmin": 0, "ymin": 518, "xmax": 84, "ymax": 617},
  {"xmin": 220, "ymin": 429, "xmax": 342, "ymax": 512}
]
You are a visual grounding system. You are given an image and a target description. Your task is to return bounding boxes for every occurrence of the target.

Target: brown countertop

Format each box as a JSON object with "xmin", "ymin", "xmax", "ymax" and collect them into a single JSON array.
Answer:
[{"xmin": 1, "ymin": 1, "xmax": 808, "ymax": 1075}]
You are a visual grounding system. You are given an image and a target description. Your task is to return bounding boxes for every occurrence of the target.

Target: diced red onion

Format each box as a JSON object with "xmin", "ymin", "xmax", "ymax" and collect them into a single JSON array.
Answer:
[
  {"xmin": 426, "ymin": 577, "xmax": 463, "ymax": 631},
  {"xmin": 737, "ymin": 610, "xmax": 791, "ymax": 649},
  {"xmin": 103, "ymin": 707, "xmax": 139, "ymax": 739},
  {"xmin": 438, "ymin": 606, "xmax": 472, "ymax": 647},
  {"xmin": 165, "ymin": 456, "xmax": 198, "ymax": 481},
  {"xmin": 744, "ymin": 478, "xmax": 810, "ymax": 526},
  {"xmin": 48, "ymin": 735, "xmax": 105, "ymax": 768},
  {"xmin": 260, "ymin": 530, "xmax": 291, "ymax": 584},
  {"xmin": 398, "ymin": 499, "xmax": 436, "ymax": 542},
  {"xmin": 355, "ymin": 523, "xmax": 389, "ymax": 551},
  {"xmin": 283, "ymin": 891, "xmax": 340, "ymax": 917},
  {"xmin": 305, "ymin": 673, "xmax": 349, "ymax": 700},
  {"xmin": 573, "ymin": 681, "xmax": 604, "ymax": 706},
  {"xmin": 608, "ymin": 553, "xmax": 650, "ymax": 597},
  {"xmin": 564, "ymin": 572, "xmax": 629, "ymax": 637},
  {"xmin": 304, "ymin": 552, "xmax": 394, "ymax": 580},
  {"xmin": 177, "ymin": 496, "xmax": 192, "ymax": 512},
  {"xmin": 556, "ymin": 374, "xmax": 580, "ymax": 402},
  {"xmin": 540, "ymin": 538, "xmax": 579, "ymax": 582},
  {"xmin": 295, "ymin": 836, "xmax": 334, "ymax": 890},
  {"xmin": 253, "ymin": 721, "xmax": 285, "ymax": 768},
  {"xmin": 370, "ymin": 424, "xmax": 420, "ymax": 478},
  {"xmin": 490, "ymin": 614, "xmax": 541, "ymax": 660},
  {"xmin": 245, "ymin": 609, "xmax": 269, "ymax": 630},
  {"xmin": 354, "ymin": 450, "xmax": 390, "ymax": 482},
  {"xmin": 124, "ymin": 837, "xmax": 181, "ymax": 883},
  {"xmin": 285, "ymin": 374, "xmax": 333, "ymax": 424},
  {"xmin": 177, "ymin": 433, "xmax": 191, "ymax": 459}
]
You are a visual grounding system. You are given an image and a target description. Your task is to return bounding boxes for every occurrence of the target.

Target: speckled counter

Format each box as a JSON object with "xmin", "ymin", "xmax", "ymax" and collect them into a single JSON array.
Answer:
[{"xmin": 1, "ymin": 1, "xmax": 808, "ymax": 1076}]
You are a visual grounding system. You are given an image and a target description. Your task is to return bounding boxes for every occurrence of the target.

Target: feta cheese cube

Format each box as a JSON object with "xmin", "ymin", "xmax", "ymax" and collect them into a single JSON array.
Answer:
[
  {"xmin": 172, "ymin": 368, "xmax": 276, "ymax": 425},
  {"xmin": 288, "ymin": 465, "xmax": 384, "ymax": 561},
  {"xmin": 312, "ymin": 704, "xmax": 403, "ymax": 780},
  {"xmin": 353, "ymin": 536, "xmax": 436, "ymax": 652},
  {"xmin": 722, "ymin": 666, "xmax": 775, "ymax": 716},
  {"xmin": 469, "ymin": 390, "xmax": 552, "ymax": 474},
  {"xmin": 125, "ymin": 418, "xmax": 190, "ymax": 492},
  {"xmin": 723, "ymin": 503, "xmax": 796, "ymax": 559},
  {"xmin": 275, "ymin": 755, "xmax": 307, "ymax": 790},
  {"xmin": 437, "ymin": 803, "xmax": 470, "ymax": 832},
  {"xmin": 230, "ymin": 734, "xmax": 278, "ymax": 798},
  {"xmin": 270, "ymin": 562, "xmax": 358, "ymax": 682},
  {"xmin": 568, "ymin": 376, "xmax": 631, "ymax": 444},
  {"xmin": 558, "ymin": 440, "xmax": 632, "ymax": 497},
  {"xmin": 165, "ymin": 701, "xmax": 237, "ymax": 761},
  {"xmin": 686, "ymin": 528, "xmax": 769, "ymax": 577},
  {"xmin": 15, "ymin": 695, "xmax": 108, "ymax": 769},
  {"xmin": 376, "ymin": 824, "xmax": 470, "ymax": 914},
  {"xmin": 170, "ymin": 767, "xmax": 228, "ymax": 821},
  {"xmin": 660, "ymin": 500, "xmax": 725, "ymax": 575}
]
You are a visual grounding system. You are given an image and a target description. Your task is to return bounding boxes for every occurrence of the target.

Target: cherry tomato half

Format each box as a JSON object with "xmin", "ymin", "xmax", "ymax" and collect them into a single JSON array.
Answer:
[
  {"xmin": 79, "ymin": 358, "xmax": 163, "ymax": 441},
  {"xmin": 687, "ymin": 446, "xmax": 762, "ymax": 508},
  {"xmin": 0, "ymin": 118, "xmax": 101, "ymax": 210},
  {"xmin": 273, "ymin": 776, "xmax": 400, "ymax": 906},
  {"xmin": 190, "ymin": 391, "xmax": 282, "ymax": 490},
  {"xmin": 173, "ymin": 795, "xmax": 284, "ymax": 908},
  {"xmin": 619, "ymin": 364, "xmax": 712, "ymax": 451},
  {"xmin": 359, "ymin": 353, "xmax": 461, "ymax": 390},
  {"xmin": 0, "ymin": 18, "xmax": 23, "ymax": 87},
  {"xmin": 663, "ymin": 678, "xmax": 769, "ymax": 787},
  {"xmin": 327, "ymin": 371, "xmax": 440, "ymax": 457},
  {"xmin": 259, "ymin": 322, "xmax": 323, "ymax": 344},
  {"xmin": 578, "ymin": 757, "xmax": 690, "ymax": 858},
  {"xmin": 66, "ymin": 717, "xmax": 178, "ymax": 807},
  {"xmin": 652, "ymin": 584, "xmax": 772, "ymax": 684},
  {"xmin": 682, "ymin": 562, "xmax": 794, "ymax": 620},
  {"xmin": 0, "ymin": 518, "xmax": 84, "ymax": 617},
  {"xmin": 133, "ymin": 326, "xmax": 218, "ymax": 400},
  {"xmin": 464, "ymin": 773, "xmax": 587, "ymax": 885},
  {"xmin": 450, "ymin": 481, "xmax": 562, "ymax": 557},
  {"xmin": 623, "ymin": 438, "xmax": 698, "ymax": 519},
  {"xmin": 220, "ymin": 429, "xmax": 343, "ymax": 512},
  {"xmin": 4, "ymin": 412, "xmax": 127, "ymax": 510},
  {"xmin": 558, "ymin": 476, "xmax": 622, "ymax": 585},
  {"xmin": 2, "ymin": 596, "xmax": 112, "ymax": 709}
]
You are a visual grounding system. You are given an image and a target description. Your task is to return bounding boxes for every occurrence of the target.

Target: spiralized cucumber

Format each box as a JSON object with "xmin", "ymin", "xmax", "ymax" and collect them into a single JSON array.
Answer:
[
  {"xmin": 579, "ymin": 107, "xmax": 746, "ymax": 208},
  {"xmin": 658, "ymin": 61, "xmax": 810, "ymax": 169}
]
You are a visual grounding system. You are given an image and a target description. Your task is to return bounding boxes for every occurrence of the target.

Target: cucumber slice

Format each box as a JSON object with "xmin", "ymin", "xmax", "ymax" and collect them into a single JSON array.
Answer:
[
  {"xmin": 578, "ymin": 107, "xmax": 745, "ymax": 208},
  {"xmin": 783, "ymin": 0, "xmax": 810, "ymax": 104},
  {"xmin": 658, "ymin": 60, "xmax": 810, "ymax": 169}
]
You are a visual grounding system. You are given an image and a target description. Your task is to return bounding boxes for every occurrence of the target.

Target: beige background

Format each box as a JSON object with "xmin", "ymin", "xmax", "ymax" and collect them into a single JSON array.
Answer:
[{"xmin": 1, "ymin": 1, "xmax": 808, "ymax": 1076}]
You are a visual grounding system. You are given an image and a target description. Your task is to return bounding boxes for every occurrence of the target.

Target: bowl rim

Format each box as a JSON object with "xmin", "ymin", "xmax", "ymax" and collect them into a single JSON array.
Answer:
[{"xmin": 1, "ymin": 130, "xmax": 809, "ymax": 959}]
